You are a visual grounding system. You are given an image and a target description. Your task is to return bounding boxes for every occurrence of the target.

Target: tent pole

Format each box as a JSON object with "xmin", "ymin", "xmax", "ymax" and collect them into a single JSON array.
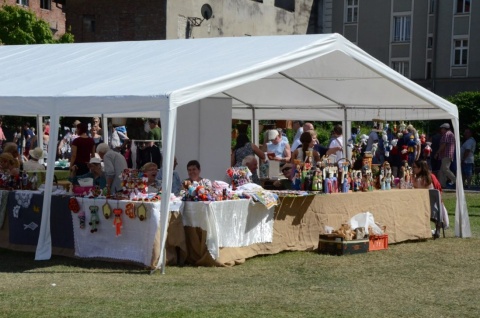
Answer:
[
  {"xmin": 36, "ymin": 115, "xmax": 43, "ymax": 154},
  {"xmin": 101, "ymin": 114, "xmax": 108, "ymax": 146},
  {"xmin": 35, "ymin": 112, "xmax": 60, "ymax": 260}
]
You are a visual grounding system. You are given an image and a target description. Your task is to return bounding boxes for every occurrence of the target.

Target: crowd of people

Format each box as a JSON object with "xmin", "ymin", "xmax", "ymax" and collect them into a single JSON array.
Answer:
[
  {"xmin": 230, "ymin": 120, "xmax": 476, "ymax": 191},
  {"xmin": 0, "ymin": 116, "xmax": 476, "ymax": 196}
]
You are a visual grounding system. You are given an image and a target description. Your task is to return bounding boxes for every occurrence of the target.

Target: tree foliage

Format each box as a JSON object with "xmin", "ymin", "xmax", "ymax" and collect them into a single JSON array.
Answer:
[
  {"xmin": 447, "ymin": 91, "xmax": 480, "ymax": 133},
  {"xmin": 0, "ymin": 4, "xmax": 73, "ymax": 45}
]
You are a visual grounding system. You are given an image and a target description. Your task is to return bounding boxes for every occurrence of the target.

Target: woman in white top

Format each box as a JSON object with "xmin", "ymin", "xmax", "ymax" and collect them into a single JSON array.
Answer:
[{"xmin": 328, "ymin": 124, "xmax": 344, "ymax": 163}]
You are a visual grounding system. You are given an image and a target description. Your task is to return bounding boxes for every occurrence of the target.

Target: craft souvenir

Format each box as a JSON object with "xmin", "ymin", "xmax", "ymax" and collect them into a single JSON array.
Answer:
[
  {"xmin": 137, "ymin": 202, "xmax": 147, "ymax": 221},
  {"xmin": 113, "ymin": 208, "xmax": 123, "ymax": 236},
  {"xmin": 69, "ymin": 197, "xmax": 80, "ymax": 213},
  {"xmin": 102, "ymin": 201, "xmax": 112, "ymax": 219},
  {"xmin": 125, "ymin": 202, "xmax": 136, "ymax": 219},
  {"xmin": 78, "ymin": 211, "xmax": 86, "ymax": 229},
  {"xmin": 30, "ymin": 172, "xmax": 38, "ymax": 190},
  {"xmin": 424, "ymin": 142, "xmax": 432, "ymax": 158},
  {"xmin": 89, "ymin": 206, "xmax": 100, "ymax": 233}
]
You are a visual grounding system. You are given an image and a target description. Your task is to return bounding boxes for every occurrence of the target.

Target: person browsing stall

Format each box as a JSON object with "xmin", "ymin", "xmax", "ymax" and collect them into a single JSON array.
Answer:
[
  {"xmin": 266, "ymin": 129, "xmax": 291, "ymax": 163},
  {"xmin": 96, "ymin": 143, "xmax": 128, "ymax": 194},
  {"xmin": 69, "ymin": 157, "xmax": 107, "ymax": 189},
  {"xmin": 461, "ymin": 128, "xmax": 476, "ymax": 189},
  {"xmin": 412, "ymin": 160, "xmax": 433, "ymax": 189},
  {"xmin": 70, "ymin": 122, "xmax": 95, "ymax": 176},
  {"xmin": 23, "ymin": 147, "xmax": 46, "ymax": 172},
  {"xmin": 242, "ymin": 155, "xmax": 260, "ymax": 185},
  {"xmin": 231, "ymin": 133, "xmax": 265, "ymax": 167},
  {"xmin": 157, "ymin": 156, "xmax": 182, "ymax": 195},
  {"xmin": 185, "ymin": 160, "xmax": 212, "ymax": 188},
  {"xmin": 435, "ymin": 123, "xmax": 456, "ymax": 188}
]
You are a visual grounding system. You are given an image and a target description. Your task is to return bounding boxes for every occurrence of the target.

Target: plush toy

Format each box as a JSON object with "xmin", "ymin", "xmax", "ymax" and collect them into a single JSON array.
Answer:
[
  {"xmin": 103, "ymin": 201, "xmax": 112, "ymax": 219},
  {"xmin": 424, "ymin": 142, "xmax": 432, "ymax": 158},
  {"xmin": 371, "ymin": 142, "xmax": 378, "ymax": 157},
  {"xmin": 69, "ymin": 197, "xmax": 80, "ymax": 213},
  {"xmin": 196, "ymin": 186, "xmax": 208, "ymax": 201},
  {"xmin": 89, "ymin": 206, "xmax": 100, "ymax": 233},
  {"xmin": 113, "ymin": 208, "xmax": 123, "ymax": 236}
]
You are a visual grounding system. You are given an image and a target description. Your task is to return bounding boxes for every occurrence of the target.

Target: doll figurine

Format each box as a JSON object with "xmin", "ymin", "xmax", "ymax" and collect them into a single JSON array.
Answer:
[
  {"xmin": 380, "ymin": 168, "xmax": 386, "ymax": 190},
  {"xmin": 113, "ymin": 208, "xmax": 123, "ymax": 236},
  {"xmin": 89, "ymin": 206, "xmax": 100, "ymax": 233}
]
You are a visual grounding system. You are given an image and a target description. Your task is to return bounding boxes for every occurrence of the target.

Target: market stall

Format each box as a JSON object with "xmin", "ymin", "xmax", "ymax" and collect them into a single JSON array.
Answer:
[
  {"xmin": 191, "ymin": 189, "xmax": 433, "ymax": 266},
  {"xmin": 0, "ymin": 191, "xmax": 187, "ymax": 268},
  {"xmin": 0, "ymin": 33, "xmax": 470, "ymax": 273}
]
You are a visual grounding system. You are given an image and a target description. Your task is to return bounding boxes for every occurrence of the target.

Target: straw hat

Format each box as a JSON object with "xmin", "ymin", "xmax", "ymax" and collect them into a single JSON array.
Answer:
[{"xmin": 29, "ymin": 147, "xmax": 45, "ymax": 160}]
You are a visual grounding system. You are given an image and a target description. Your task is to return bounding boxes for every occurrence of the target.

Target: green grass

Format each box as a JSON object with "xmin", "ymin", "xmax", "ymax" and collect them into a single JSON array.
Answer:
[{"xmin": 1, "ymin": 193, "xmax": 480, "ymax": 317}]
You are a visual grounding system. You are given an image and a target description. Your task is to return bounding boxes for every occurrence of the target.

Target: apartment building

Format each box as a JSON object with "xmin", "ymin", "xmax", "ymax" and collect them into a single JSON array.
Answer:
[
  {"xmin": 318, "ymin": 0, "xmax": 479, "ymax": 96},
  {"xmin": 65, "ymin": 0, "xmax": 318, "ymax": 42},
  {"xmin": 4, "ymin": 0, "xmax": 67, "ymax": 37}
]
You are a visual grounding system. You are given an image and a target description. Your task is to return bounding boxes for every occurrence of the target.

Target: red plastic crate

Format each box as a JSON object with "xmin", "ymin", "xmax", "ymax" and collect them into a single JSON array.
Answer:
[{"xmin": 368, "ymin": 234, "xmax": 388, "ymax": 251}]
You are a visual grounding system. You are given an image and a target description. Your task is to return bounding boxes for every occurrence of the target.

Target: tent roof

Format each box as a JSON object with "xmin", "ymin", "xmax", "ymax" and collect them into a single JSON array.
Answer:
[{"xmin": 0, "ymin": 33, "xmax": 456, "ymax": 121}]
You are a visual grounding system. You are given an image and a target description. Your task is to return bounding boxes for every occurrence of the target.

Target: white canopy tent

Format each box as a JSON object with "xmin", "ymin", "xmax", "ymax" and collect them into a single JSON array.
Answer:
[{"xmin": 0, "ymin": 33, "xmax": 470, "ymax": 272}]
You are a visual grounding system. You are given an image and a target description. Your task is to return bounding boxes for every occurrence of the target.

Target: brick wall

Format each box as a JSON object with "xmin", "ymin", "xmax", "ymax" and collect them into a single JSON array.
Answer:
[
  {"xmin": 3, "ymin": 0, "xmax": 66, "ymax": 37},
  {"xmin": 65, "ymin": 0, "xmax": 167, "ymax": 42}
]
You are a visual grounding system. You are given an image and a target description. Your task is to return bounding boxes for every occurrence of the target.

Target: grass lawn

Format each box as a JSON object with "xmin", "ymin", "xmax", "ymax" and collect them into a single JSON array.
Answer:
[{"xmin": 1, "ymin": 192, "xmax": 479, "ymax": 317}]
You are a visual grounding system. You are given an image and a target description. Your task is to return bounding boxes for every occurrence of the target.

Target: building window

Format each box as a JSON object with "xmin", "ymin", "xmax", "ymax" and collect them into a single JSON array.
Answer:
[
  {"xmin": 16, "ymin": 0, "xmax": 28, "ymax": 5},
  {"xmin": 456, "ymin": 0, "xmax": 470, "ymax": 13},
  {"xmin": 274, "ymin": 0, "xmax": 295, "ymax": 12},
  {"xmin": 345, "ymin": 0, "xmax": 359, "ymax": 23},
  {"xmin": 453, "ymin": 39, "xmax": 468, "ymax": 66},
  {"xmin": 427, "ymin": 36, "xmax": 433, "ymax": 48},
  {"xmin": 426, "ymin": 61, "xmax": 432, "ymax": 79},
  {"xmin": 429, "ymin": 0, "xmax": 435, "ymax": 14},
  {"xmin": 83, "ymin": 15, "xmax": 96, "ymax": 33},
  {"xmin": 392, "ymin": 61, "xmax": 410, "ymax": 78},
  {"xmin": 393, "ymin": 16, "xmax": 411, "ymax": 42},
  {"xmin": 40, "ymin": 0, "xmax": 51, "ymax": 10}
]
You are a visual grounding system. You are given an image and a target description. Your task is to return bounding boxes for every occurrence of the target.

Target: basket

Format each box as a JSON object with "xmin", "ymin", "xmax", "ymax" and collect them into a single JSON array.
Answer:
[{"xmin": 368, "ymin": 234, "xmax": 389, "ymax": 251}]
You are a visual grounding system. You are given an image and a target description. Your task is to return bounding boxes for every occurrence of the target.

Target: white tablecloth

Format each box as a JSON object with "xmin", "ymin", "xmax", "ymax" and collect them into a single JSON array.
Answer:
[
  {"xmin": 71, "ymin": 198, "xmax": 161, "ymax": 266},
  {"xmin": 181, "ymin": 199, "xmax": 274, "ymax": 260}
]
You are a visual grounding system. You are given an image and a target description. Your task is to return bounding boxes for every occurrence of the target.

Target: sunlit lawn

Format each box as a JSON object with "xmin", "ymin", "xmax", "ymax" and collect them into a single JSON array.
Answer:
[{"xmin": 0, "ymin": 192, "xmax": 479, "ymax": 317}]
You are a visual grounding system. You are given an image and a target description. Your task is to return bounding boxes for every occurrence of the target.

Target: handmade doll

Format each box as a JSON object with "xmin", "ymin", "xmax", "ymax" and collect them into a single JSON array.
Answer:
[
  {"xmin": 407, "ymin": 134, "xmax": 416, "ymax": 164},
  {"xmin": 89, "ymin": 206, "xmax": 100, "ymax": 233},
  {"xmin": 424, "ymin": 142, "xmax": 432, "ymax": 158},
  {"xmin": 380, "ymin": 168, "xmax": 386, "ymax": 190},
  {"xmin": 113, "ymin": 208, "xmax": 123, "ymax": 236},
  {"xmin": 196, "ymin": 186, "xmax": 208, "ymax": 201}
]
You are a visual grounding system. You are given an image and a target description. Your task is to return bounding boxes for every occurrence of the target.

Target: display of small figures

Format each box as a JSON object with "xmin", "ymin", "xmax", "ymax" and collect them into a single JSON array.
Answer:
[
  {"xmin": 89, "ymin": 206, "xmax": 100, "ymax": 233},
  {"xmin": 120, "ymin": 169, "xmax": 149, "ymax": 200},
  {"xmin": 226, "ymin": 166, "xmax": 251, "ymax": 188}
]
